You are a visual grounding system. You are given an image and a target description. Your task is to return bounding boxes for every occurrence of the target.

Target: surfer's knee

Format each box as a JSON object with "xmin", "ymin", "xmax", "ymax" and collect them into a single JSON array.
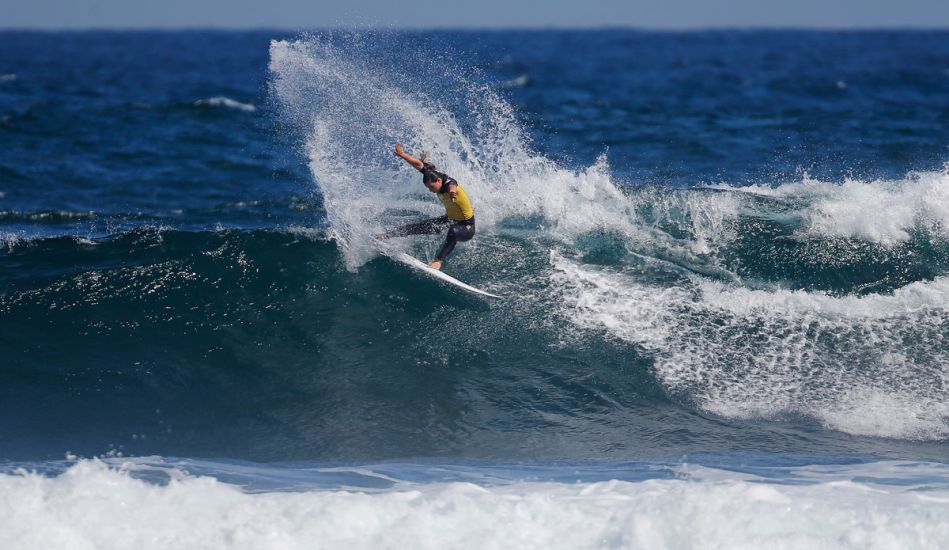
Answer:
[{"xmin": 454, "ymin": 223, "xmax": 474, "ymax": 242}]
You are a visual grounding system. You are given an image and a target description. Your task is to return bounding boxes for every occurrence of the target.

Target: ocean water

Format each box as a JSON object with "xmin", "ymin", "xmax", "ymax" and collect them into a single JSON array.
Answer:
[{"xmin": 2, "ymin": 29, "xmax": 949, "ymax": 548}]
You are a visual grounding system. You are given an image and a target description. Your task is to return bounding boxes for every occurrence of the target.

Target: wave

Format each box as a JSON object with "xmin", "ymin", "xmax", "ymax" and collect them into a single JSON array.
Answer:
[
  {"xmin": 1, "ymin": 458, "xmax": 947, "ymax": 550},
  {"xmin": 263, "ymin": 33, "xmax": 949, "ymax": 444},
  {"xmin": 2, "ymin": 201, "xmax": 949, "ymax": 456},
  {"xmin": 193, "ymin": 96, "xmax": 257, "ymax": 112},
  {"xmin": 500, "ymin": 74, "xmax": 531, "ymax": 88},
  {"xmin": 1, "ymin": 227, "xmax": 563, "ymax": 460},
  {"xmin": 4, "ymin": 33, "xmax": 949, "ymax": 460},
  {"xmin": 703, "ymin": 167, "xmax": 949, "ymax": 245},
  {"xmin": 6, "ymin": 216, "xmax": 939, "ymax": 453},
  {"xmin": 550, "ymin": 252, "xmax": 949, "ymax": 439},
  {"xmin": 0, "ymin": 210, "xmax": 98, "ymax": 224},
  {"xmin": 0, "ymin": 231, "xmax": 27, "ymax": 250}
]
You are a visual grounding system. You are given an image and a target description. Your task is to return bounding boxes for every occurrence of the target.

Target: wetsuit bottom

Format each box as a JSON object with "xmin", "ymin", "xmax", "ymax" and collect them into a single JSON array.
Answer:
[{"xmin": 382, "ymin": 216, "xmax": 475, "ymax": 261}]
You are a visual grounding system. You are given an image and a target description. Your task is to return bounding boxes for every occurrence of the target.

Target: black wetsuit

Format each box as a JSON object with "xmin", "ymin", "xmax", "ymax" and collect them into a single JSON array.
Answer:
[
  {"xmin": 383, "ymin": 167, "xmax": 476, "ymax": 261},
  {"xmin": 383, "ymin": 214, "xmax": 475, "ymax": 261}
]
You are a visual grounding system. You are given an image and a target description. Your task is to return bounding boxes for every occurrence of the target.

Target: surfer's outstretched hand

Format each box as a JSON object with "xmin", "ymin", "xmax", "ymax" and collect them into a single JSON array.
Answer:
[{"xmin": 394, "ymin": 142, "xmax": 425, "ymax": 170}]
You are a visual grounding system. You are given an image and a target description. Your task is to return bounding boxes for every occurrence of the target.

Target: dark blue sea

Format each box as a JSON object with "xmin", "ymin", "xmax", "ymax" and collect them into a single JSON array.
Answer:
[{"xmin": 2, "ymin": 29, "xmax": 949, "ymax": 548}]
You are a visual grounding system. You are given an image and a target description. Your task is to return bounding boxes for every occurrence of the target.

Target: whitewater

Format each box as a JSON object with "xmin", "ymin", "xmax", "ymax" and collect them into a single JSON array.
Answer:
[{"xmin": 2, "ymin": 458, "xmax": 949, "ymax": 550}]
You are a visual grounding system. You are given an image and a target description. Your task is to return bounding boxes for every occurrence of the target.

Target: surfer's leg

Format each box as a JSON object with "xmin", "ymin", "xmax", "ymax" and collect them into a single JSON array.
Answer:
[
  {"xmin": 434, "ymin": 219, "xmax": 475, "ymax": 261},
  {"xmin": 381, "ymin": 216, "xmax": 449, "ymax": 238}
]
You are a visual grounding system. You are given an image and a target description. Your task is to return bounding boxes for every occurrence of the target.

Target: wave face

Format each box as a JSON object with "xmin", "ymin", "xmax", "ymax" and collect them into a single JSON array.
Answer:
[
  {"xmin": 265, "ymin": 33, "xmax": 949, "ymax": 452},
  {"xmin": 3, "ymin": 30, "xmax": 949, "ymax": 465}
]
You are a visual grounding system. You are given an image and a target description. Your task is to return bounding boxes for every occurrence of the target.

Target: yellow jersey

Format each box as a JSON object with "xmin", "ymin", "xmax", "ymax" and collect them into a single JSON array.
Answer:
[{"xmin": 438, "ymin": 183, "xmax": 474, "ymax": 221}]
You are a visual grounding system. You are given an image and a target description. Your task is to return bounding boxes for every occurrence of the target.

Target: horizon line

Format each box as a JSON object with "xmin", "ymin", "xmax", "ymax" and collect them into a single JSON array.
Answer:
[{"xmin": 2, "ymin": 23, "xmax": 949, "ymax": 33}]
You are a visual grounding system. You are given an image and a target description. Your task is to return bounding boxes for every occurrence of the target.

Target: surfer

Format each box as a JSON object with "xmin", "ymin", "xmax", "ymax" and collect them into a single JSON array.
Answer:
[{"xmin": 376, "ymin": 142, "xmax": 476, "ymax": 271}]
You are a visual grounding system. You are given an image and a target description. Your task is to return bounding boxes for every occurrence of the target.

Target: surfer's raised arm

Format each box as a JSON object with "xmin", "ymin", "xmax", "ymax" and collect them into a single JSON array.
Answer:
[
  {"xmin": 380, "ymin": 141, "xmax": 476, "ymax": 272},
  {"xmin": 394, "ymin": 142, "xmax": 425, "ymax": 170}
]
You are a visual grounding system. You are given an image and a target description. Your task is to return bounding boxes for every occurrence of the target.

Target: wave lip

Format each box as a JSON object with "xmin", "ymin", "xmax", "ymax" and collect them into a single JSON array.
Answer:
[
  {"xmin": 704, "ymin": 168, "xmax": 949, "ymax": 245},
  {"xmin": 193, "ymin": 96, "xmax": 256, "ymax": 112}
]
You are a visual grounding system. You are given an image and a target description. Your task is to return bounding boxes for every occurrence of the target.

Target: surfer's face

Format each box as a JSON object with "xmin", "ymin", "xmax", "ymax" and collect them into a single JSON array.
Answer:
[{"xmin": 424, "ymin": 177, "xmax": 442, "ymax": 193}]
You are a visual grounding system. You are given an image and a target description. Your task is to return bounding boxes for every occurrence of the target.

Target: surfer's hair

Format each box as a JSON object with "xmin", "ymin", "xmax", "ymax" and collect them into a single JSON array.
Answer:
[{"xmin": 422, "ymin": 170, "xmax": 440, "ymax": 184}]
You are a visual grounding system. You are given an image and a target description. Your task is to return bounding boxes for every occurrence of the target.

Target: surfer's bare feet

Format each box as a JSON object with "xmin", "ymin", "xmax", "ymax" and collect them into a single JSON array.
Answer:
[{"xmin": 430, "ymin": 260, "xmax": 442, "ymax": 270}]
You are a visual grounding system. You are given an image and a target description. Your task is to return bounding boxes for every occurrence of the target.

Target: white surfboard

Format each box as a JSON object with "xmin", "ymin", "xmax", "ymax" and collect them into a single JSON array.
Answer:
[{"xmin": 370, "ymin": 236, "xmax": 501, "ymax": 299}]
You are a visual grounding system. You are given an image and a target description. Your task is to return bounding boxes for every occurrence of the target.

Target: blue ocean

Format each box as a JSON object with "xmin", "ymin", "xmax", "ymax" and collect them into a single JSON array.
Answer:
[{"xmin": 2, "ymin": 29, "xmax": 949, "ymax": 548}]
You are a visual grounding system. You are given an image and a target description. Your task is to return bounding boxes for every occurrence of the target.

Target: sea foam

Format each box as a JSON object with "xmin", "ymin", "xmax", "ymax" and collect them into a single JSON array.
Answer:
[
  {"xmin": 1, "ymin": 459, "xmax": 948, "ymax": 550},
  {"xmin": 550, "ymin": 252, "xmax": 949, "ymax": 440},
  {"xmin": 704, "ymin": 168, "xmax": 949, "ymax": 245}
]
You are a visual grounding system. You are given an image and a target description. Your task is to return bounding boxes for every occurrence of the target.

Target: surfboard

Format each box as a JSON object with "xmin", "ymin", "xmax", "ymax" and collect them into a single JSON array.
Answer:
[{"xmin": 370, "ymin": 236, "xmax": 501, "ymax": 299}]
